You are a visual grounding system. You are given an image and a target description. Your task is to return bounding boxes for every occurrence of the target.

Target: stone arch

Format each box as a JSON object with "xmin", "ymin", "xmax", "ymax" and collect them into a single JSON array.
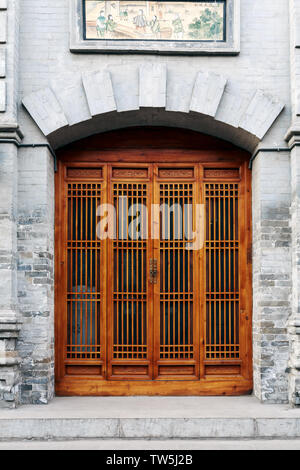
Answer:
[{"xmin": 22, "ymin": 63, "xmax": 285, "ymax": 152}]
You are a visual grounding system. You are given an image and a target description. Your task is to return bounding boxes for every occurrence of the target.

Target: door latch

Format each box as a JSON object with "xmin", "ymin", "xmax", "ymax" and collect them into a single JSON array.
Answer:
[{"xmin": 150, "ymin": 259, "xmax": 158, "ymax": 284}]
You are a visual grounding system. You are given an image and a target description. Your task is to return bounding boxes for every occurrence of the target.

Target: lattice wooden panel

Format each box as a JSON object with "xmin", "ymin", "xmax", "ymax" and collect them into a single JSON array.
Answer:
[
  {"xmin": 159, "ymin": 183, "xmax": 194, "ymax": 360},
  {"xmin": 66, "ymin": 182, "xmax": 102, "ymax": 360},
  {"xmin": 113, "ymin": 183, "xmax": 148, "ymax": 360},
  {"xmin": 205, "ymin": 183, "xmax": 240, "ymax": 360}
]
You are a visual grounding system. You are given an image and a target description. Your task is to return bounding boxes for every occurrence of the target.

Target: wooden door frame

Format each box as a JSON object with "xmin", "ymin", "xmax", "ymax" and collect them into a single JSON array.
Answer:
[{"xmin": 55, "ymin": 127, "xmax": 253, "ymax": 396}]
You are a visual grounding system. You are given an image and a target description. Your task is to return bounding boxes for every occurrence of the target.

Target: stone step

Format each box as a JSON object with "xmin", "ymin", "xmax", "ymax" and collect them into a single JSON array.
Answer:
[
  {"xmin": 1, "ymin": 396, "xmax": 300, "ymax": 441},
  {"xmin": 1, "ymin": 416, "xmax": 300, "ymax": 440}
]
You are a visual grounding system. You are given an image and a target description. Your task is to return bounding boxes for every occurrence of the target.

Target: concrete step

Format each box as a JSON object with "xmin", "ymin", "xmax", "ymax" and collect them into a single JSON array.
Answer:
[
  {"xmin": 1, "ymin": 396, "xmax": 300, "ymax": 441},
  {"xmin": 1, "ymin": 440, "xmax": 300, "ymax": 450}
]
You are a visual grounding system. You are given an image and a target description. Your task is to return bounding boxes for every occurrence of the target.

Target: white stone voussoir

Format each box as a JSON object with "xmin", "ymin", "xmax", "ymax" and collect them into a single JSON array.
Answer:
[
  {"xmin": 0, "ymin": 48, "xmax": 5, "ymax": 78},
  {"xmin": 215, "ymin": 81, "xmax": 253, "ymax": 128},
  {"xmin": 0, "ymin": 81, "xmax": 5, "ymax": 112},
  {"xmin": 0, "ymin": 10, "xmax": 7, "ymax": 44},
  {"xmin": 166, "ymin": 68, "xmax": 197, "ymax": 113},
  {"xmin": 22, "ymin": 88, "xmax": 68, "ymax": 136},
  {"xmin": 190, "ymin": 71, "xmax": 227, "ymax": 117},
  {"xmin": 109, "ymin": 64, "xmax": 139, "ymax": 113},
  {"xmin": 139, "ymin": 63, "xmax": 166, "ymax": 108},
  {"xmin": 239, "ymin": 90, "xmax": 285, "ymax": 140},
  {"xmin": 51, "ymin": 75, "xmax": 92, "ymax": 126},
  {"xmin": 82, "ymin": 70, "xmax": 116, "ymax": 117}
]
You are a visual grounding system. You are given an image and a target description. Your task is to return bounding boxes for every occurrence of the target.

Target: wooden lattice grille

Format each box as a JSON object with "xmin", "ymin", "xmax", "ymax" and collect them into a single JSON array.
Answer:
[
  {"xmin": 112, "ymin": 183, "xmax": 148, "ymax": 360},
  {"xmin": 205, "ymin": 182, "xmax": 240, "ymax": 360},
  {"xmin": 66, "ymin": 182, "xmax": 102, "ymax": 360},
  {"xmin": 159, "ymin": 183, "xmax": 194, "ymax": 360}
]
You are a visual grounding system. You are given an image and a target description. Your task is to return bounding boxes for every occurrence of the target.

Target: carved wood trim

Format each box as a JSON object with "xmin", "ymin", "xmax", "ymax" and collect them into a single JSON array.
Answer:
[
  {"xmin": 67, "ymin": 167, "xmax": 102, "ymax": 178},
  {"xmin": 112, "ymin": 168, "xmax": 148, "ymax": 178},
  {"xmin": 158, "ymin": 168, "xmax": 194, "ymax": 178},
  {"xmin": 204, "ymin": 168, "xmax": 240, "ymax": 179}
]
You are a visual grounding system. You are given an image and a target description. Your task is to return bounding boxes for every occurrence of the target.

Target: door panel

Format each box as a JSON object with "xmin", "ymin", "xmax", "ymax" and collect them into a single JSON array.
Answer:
[
  {"xmin": 205, "ymin": 181, "xmax": 240, "ymax": 361},
  {"xmin": 108, "ymin": 168, "xmax": 152, "ymax": 379},
  {"xmin": 154, "ymin": 167, "xmax": 199, "ymax": 379},
  {"xmin": 62, "ymin": 168, "xmax": 106, "ymax": 378},
  {"xmin": 55, "ymin": 155, "xmax": 252, "ymax": 396}
]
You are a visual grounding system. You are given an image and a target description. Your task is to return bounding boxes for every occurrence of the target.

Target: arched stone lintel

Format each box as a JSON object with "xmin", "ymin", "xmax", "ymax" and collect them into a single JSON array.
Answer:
[{"xmin": 22, "ymin": 63, "xmax": 285, "ymax": 151}]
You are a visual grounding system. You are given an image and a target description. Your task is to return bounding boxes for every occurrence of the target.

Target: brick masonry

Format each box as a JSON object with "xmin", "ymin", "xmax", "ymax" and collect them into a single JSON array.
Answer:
[
  {"xmin": 252, "ymin": 152, "xmax": 292, "ymax": 403},
  {"xmin": 0, "ymin": 0, "xmax": 300, "ymax": 407},
  {"xmin": 17, "ymin": 147, "xmax": 55, "ymax": 405}
]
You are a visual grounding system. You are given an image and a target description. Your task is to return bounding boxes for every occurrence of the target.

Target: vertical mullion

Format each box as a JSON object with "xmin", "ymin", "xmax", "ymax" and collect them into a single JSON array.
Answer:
[
  {"xmin": 89, "ymin": 191, "xmax": 93, "ymax": 353},
  {"xmin": 126, "ymin": 190, "xmax": 129, "ymax": 354},
  {"xmin": 75, "ymin": 186, "xmax": 78, "ymax": 355},
  {"xmin": 121, "ymin": 186, "xmax": 124, "ymax": 352},
  {"xmin": 80, "ymin": 187, "xmax": 83, "ymax": 354},
  {"xmin": 233, "ymin": 186, "xmax": 237, "ymax": 353},
  {"xmin": 229, "ymin": 189, "xmax": 232, "ymax": 355},
  {"xmin": 85, "ymin": 193, "xmax": 88, "ymax": 353},
  {"xmin": 70, "ymin": 187, "xmax": 73, "ymax": 355},
  {"xmin": 208, "ymin": 187, "xmax": 211, "ymax": 358},
  {"xmin": 219, "ymin": 187, "xmax": 221, "ymax": 351}
]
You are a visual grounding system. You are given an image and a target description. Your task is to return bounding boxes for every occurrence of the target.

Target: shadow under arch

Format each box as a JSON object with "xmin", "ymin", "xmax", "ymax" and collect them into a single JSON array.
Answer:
[
  {"xmin": 56, "ymin": 124, "xmax": 251, "ymax": 162},
  {"xmin": 51, "ymin": 109, "xmax": 257, "ymax": 154}
]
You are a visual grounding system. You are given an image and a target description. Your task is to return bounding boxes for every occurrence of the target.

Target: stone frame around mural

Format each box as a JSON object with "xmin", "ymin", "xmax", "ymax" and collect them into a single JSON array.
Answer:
[{"xmin": 70, "ymin": 0, "xmax": 240, "ymax": 54}]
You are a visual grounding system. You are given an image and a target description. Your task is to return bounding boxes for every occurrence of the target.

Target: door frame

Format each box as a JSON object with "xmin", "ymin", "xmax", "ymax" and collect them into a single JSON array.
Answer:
[{"xmin": 54, "ymin": 128, "xmax": 253, "ymax": 396}]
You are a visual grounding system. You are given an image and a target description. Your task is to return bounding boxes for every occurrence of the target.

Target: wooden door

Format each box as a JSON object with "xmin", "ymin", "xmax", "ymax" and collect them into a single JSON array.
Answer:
[{"xmin": 55, "ymin": 132, "xmax": 252, "ymax": 396}]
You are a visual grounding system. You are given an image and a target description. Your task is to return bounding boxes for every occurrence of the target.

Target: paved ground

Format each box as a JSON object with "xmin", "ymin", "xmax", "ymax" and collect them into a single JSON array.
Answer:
[
  {"xmin": 0, "ymin": 439, "xmax": 300, "ymax": 450},
  {"xmin": 1, "ymin": 396, "xmax": 299, "ymax": 419}
]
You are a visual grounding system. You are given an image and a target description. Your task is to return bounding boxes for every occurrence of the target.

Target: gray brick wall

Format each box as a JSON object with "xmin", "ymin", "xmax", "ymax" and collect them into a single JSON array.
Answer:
[
  {"xmin": 252, "ymin": 151, "xmax": 292, "ymax": 403},
  {"xmin": 17, "ymin": 148, "xmax": 54, "ymax": 404}
]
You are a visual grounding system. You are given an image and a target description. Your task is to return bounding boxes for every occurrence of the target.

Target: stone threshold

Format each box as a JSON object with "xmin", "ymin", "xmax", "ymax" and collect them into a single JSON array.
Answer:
[{"xmin": 1, "ymin": 396, "xmax": 300, "ymax": 440}]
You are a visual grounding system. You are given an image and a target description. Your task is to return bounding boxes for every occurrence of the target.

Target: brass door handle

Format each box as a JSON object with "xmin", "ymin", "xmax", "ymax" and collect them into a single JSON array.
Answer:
[{"xmin": 150, "ymin": 259, "xmax": 158, "ymax": 284}]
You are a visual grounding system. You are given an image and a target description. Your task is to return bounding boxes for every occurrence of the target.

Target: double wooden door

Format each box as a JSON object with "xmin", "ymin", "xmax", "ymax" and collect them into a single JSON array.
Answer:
[{"xmin": 55, "ymin": 157, "xmax": 252, "ymax": 396}]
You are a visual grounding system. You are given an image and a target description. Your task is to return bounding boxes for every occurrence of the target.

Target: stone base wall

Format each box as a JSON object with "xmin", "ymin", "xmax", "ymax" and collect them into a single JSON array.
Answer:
[{"xmin": 0, "ymin": 317, "xmax": 21, "ymax": 409}]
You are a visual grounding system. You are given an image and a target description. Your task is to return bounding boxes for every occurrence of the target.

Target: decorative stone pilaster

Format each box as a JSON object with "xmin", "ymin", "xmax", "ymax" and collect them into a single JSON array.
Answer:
[
  {"xmin": 288, "ymin": 320, "xmax": 300, "ymax": 405},
  {"xmin": 286, "ymin": 129, "xmax": 300, "ymax": 406},
  {"xmin": 0, "ymin": 314, "xmax": 21, "ymax": 408},
  {"xmin": 0, "ymin": 142, "xmax": 21, "ymax": 408},
  {"xmin": 0, "ymin": 0, "xmax": 21, "ymax": 408},
  {"xmin": 287, "ymin": 0, "xmax": 300, "ymax": 406}
]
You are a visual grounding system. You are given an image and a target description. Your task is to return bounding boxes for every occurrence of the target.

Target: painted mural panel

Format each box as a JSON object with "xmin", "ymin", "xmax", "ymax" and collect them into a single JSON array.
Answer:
[{"xmin": 84, "ymin": 1, "xmax": 225, "ymax": 41}]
